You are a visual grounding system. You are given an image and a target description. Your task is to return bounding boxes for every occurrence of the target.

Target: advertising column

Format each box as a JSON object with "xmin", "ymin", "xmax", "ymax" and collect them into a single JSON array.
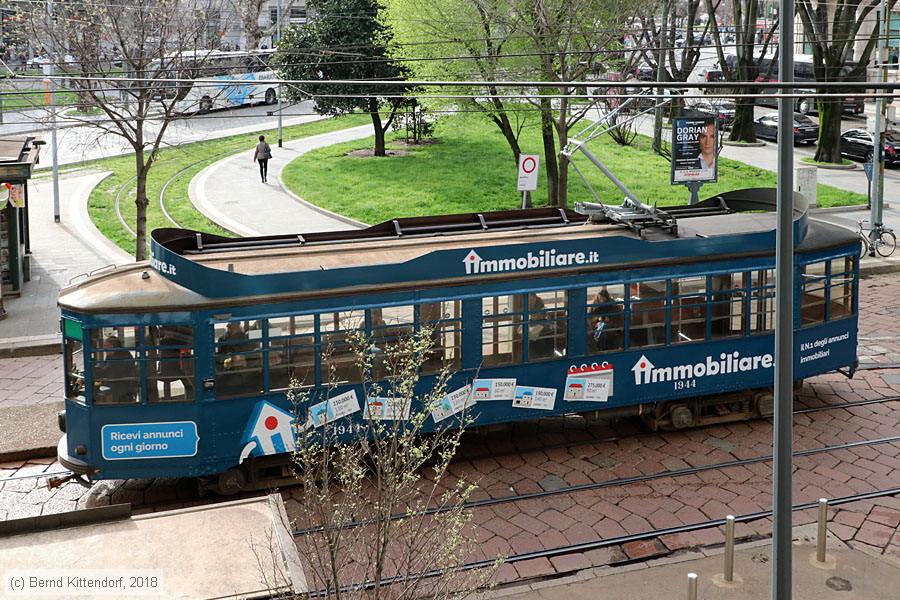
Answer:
[{"xmin": 671, "ymin": 116, "xmax": 718, "ymax": 204}]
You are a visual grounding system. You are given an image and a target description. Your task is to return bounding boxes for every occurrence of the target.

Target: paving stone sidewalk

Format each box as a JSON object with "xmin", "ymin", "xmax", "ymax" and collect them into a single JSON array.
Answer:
[{"xmin": 1, "ymin": 171, "xmax": 130, "ymax": 343}]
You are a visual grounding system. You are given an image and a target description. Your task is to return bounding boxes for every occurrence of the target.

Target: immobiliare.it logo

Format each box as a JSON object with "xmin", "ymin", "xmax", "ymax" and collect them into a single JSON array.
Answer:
[{"xmin": 463, "ymin": 248, "xmax": 600, "ymax": 275}]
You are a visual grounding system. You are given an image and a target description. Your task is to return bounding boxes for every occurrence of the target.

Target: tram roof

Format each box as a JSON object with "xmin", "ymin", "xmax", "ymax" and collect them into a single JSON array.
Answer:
[{"xmin": 59, "ymin": 189, "xmax": 859, "ymax": 314}]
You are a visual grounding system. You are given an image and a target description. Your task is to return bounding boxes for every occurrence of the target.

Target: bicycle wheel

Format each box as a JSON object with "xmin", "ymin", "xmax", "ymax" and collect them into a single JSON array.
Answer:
[
  {"xmin": 860, "ymin": 235, "xmax": 871, "ymax": 258},
  {"xmin": 875, "ymin": 230, "xmax": 897, "ymax": 257}
]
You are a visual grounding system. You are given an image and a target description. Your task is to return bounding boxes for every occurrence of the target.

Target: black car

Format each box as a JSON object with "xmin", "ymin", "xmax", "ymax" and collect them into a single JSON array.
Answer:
[
  {"xmin": 840, "ymin": 128, "xmax": 900, "ymax": 166},
  {"xmin": 753, "ymin": 112, "xmax": 818, "ymax": 145},
  {"xmin": 690, "ymin": 100, "xmax": 736, "ymax": 128}
]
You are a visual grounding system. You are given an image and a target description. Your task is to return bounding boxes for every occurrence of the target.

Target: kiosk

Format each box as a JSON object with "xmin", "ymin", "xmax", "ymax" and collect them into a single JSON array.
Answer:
[{"xmin": 0, "ymin": 136, "xmax": 41, "ymax": 319}]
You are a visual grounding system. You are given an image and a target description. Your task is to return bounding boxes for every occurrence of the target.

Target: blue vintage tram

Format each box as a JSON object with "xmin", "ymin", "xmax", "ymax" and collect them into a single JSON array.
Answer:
[{"xmin": 56, "ymin": 189, "xmax": 859, "ymax": 492}]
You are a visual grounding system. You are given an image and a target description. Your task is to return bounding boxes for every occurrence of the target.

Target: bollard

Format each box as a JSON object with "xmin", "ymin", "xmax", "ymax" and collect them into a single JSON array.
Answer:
[
  {"xmin": 687, "ymin": 572, "xmax": 698, "ymax": 600},
  {"xmin": 817, "ymin": 498, "xmax": 828, "ymax": 562},
  {"xmin": 724, "ymin": 515, "xmax": 735, "ymax": 582}
]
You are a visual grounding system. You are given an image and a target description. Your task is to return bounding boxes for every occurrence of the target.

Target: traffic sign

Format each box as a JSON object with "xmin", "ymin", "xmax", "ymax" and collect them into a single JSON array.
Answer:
[
  {"xmin": 517, "ymin": 154, "xmax": 540, "ymax": 191},
  {"xmin": 864, "ymin": 160, "xmax": 874, "ymax": 182}
]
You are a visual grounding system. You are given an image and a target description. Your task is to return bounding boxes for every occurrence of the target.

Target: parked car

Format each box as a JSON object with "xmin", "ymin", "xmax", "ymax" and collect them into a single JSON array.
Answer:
[
  {"xmin": 840, "ymin": 128, "xmax": 900, "ymax": 166},
  {"xmin": 690, "ymin": 100, "xmax": 736, "ymax": 128},
  {"xmin": 753, "ymin": 112, "xmax": 819, "ymax": 145}
]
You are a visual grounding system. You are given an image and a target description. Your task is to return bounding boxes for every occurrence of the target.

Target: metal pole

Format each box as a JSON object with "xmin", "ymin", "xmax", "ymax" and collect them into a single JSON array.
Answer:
[
  {"xmin": 774, "ymin": 0, "xmax": 795, "ymax": 594},
  {"xmin": 687, "ymin": 572, "xmax": 698, "ymax": 600},
  {"xmin": 871, "ymin": 0, "xmax": 888, "ymax": 238},
  {"xmin": 45, "ymin": 0, "xmax": 60, "ymax": 223},
  {"xmin": 724, "ymin": 515, "xmax": 735, "ymax": 582},
  {"xmin": 276, "ymin": 0, "xmax": 283, "ymax": 148},
  {"xmin": 817, "ymin": 498, "xmax": 828, "ymax": 562},
  {"xmin": 574, "ymin": 143, "xmax": 641, "ymax": 203}
]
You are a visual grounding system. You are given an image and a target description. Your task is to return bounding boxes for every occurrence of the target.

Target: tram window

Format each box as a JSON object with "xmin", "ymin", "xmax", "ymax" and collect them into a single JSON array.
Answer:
[
  {"xmin": 801, "ymin": 262, "xmax": 828, "ymax": 327},
  {"xmin": 145, "ymin": 326, "xmax": 194, "ymax": 403},
  {"xmin": 829, "ymin": 256, "xmax": 856, "ymax": 320},
  {"xmin": 421, "ymin": 300, "xmax": 462, "ymax": 373},
  {"xmin": 269, "ymin": 315, "xmax": 316, "ymax": 390},
  {"xmin": 528, "ymin": 291, "xmax": 567, "ymax": 361},
  {"xmin": 629, "ymin": 281, "xmax": 667, "ymax": 348},
  {"xmin": 64, "ymin": 338, "xmax": 85, "ymax": 402},
  {"xmin": 321, "ymin": 310, "xmax": 364, "ymax": 385},
  {"xmin": 586, "ymin": 285, "xmax": 624, "ymax": 353},
  {"xmin": 214, "ymin": 320, "xmax": 264, "ymax": 399},
  {"xmin": 90, "ymin": 335, "xmax": 141, "ymax": 405},
  {"xmin": 750, "ymin": 269, "xmax": 775, "ymax": 334},
  {"xmin": 370, "ymin": 305, "xmax": 415, "ymax": 379},
  {"xmin": 671, "ymin": 277, "xmax": 707, "ymax": 344},
  {"xmin": 711, "ymin": 273, "xmax": 747, "ymax": 338},
  {"xmin": 90, "ymin": 326, "xmax": 139, "ymax": 350},
  {"xmin": 482, "ymin": 295, "xmax": 523, "ymax": 367}
]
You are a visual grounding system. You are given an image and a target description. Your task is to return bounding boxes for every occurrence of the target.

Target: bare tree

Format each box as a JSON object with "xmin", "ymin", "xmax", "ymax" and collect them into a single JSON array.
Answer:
[
  {"xmin": 797, "ymin": 0, "xmax": 897, "ymax": 163},
  {"xmin": 287, "ymin": 328, "xmax": 500, "ymax": 598},
  {"xmin": 632, "ymin": 0, "xmax": 717, "ymax": 152},
  {"xmin": 229, "ymin": 0, "xmax": 298, "ymax": 51},
  {"xmin": 29, "ymin": 0, "xmax": 219, "ymax": 259},
  {"xmin": 499, "ymin": 0, "xmax": 638, "ymax": 209},
  {"xmin": 706, "ymin": 0, "xmax": 778, "ymax": 142}
]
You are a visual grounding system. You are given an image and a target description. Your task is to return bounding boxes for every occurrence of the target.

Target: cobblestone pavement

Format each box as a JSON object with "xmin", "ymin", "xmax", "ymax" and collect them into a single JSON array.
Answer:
[{"xmin": 3, "ymin": 272, "xmax": 900, "ymax": 586}]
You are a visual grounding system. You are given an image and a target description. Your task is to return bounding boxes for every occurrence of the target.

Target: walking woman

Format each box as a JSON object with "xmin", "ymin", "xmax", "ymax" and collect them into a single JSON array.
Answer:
[{"xmin": 253, "ymin": 135, "xmax": 272, "ymax": 183}]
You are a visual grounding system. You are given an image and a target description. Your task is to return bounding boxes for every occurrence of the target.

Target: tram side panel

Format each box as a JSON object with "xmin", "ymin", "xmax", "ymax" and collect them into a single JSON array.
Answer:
[{"xmin": 59, "ymin": 249, "xmax": 859, "ymax": 482}]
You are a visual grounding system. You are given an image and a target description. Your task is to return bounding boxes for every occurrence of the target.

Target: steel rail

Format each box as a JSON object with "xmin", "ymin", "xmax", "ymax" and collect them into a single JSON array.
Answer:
[
  {"xmin": 112, "ymin": 174, "xmax": 138, "ymax": 239},
  {"xmin": 291, "ymin": 427, "xmax": 900, "ymax": 537},
  {"xmin": 305, "ymin": 485, "xmax": 900, "ymax": 597}
]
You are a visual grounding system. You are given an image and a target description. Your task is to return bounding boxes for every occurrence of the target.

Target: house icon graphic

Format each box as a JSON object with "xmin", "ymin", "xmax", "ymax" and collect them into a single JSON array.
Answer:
[
  {"xmin": 463, "ymin": 250, "xmax": 482, "ymax": 275},
  {"xmin": 565, "ymin": 381, "xmax": 584, "ymax": 400},
  {"xmin": 239, "ymin": 400, "xmax": 296, "ymax": 463},
  {"xmin": 632, "ymin": 355, "xmax": 655, "ymax": 385}
]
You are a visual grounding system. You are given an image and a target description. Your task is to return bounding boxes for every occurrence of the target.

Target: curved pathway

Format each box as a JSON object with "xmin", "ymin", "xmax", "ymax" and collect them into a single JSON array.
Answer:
[{"xmin": 190, "ymin": 124, "xmax": 373, "ymax": 236}]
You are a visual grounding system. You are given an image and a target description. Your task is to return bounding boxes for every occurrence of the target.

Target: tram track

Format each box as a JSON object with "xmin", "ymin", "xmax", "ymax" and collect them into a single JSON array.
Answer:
[
  {"xmin": 290, "ymin": 430, "xmax": 900, "ymax": 537},
  {"xmin": 304, "ymin": 485, "xmax": 900, "ymax": 596},
  {"xmin": 454, "ymin": 389, "xmax": 900, "ymax": 468}
]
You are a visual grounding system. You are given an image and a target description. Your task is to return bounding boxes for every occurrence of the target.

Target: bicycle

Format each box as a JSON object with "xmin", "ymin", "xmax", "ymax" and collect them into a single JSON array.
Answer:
[{"xmin": 857, "ymin": 219, "xmax": 897, "ymax": 258}]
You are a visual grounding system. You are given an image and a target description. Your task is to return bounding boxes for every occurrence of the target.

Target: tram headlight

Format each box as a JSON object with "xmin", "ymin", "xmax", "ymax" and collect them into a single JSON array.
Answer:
[{"xmin": 57, "ymin": 410, "xmax": 66, "ymax": 433}]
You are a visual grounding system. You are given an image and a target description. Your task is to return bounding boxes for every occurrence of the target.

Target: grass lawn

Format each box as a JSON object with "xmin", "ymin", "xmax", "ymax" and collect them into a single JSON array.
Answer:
[
  {"xmin": 282, "ymin": 116, "xmax": 868, "ymax": 225},
  {"xmin": 1, "ymin": 89, "xmax": 78, "ymax": 111},
  {"xmin": 88, "ymin": 112, "xmax": 371, "ymax": 255}
]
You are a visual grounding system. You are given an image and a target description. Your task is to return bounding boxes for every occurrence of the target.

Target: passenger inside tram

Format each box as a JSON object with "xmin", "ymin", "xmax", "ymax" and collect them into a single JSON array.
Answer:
[{"xmin": 93, "ymin": 336, "xmax": 138, "ymax": 404}]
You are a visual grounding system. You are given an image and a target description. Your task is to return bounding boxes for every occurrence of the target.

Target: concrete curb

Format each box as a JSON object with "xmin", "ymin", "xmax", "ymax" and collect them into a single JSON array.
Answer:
[
  {"xmin": 0, "ymin": 445, "xmax": 58, "ymax": 462},
  {"xmin": 0, "ymin": 335, "xmax": 61, "ymax": 358},
  {"xmin": 190, "ymin": 155, "xmax": 258, "ymax": 237},
  {"xmin": 801, "ymin": 159, "xmax": 857, "ymax": 170},
  {"xmin": 69, "ymin": 171, "xmax": 134, "ymax": 269},
  {"xmin": 277, "ymin": 177, "xmax": 368, "ymax": 230},
  {"xmin": 723, "ymin": 140, "xmax": 767, "ymax": 147}
]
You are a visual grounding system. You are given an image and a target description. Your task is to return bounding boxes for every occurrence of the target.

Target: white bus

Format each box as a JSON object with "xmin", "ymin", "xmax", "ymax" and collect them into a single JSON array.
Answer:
[{"xmin": 154, "ymin": 49, "xmax": 280, "ymax": 114}]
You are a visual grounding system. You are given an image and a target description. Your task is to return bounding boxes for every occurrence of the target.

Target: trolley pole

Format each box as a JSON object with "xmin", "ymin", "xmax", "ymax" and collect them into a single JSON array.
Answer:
[
  {"xmin": 871, "ymin": 0, "xmax": 888, "ymax": 235},
  {"xmin": 774, "ymin": 0, "xmax": 795, "ymax": 596}
]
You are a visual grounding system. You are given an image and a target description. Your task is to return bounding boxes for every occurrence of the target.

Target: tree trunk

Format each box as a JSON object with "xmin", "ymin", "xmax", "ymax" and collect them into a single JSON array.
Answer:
[
  {"xmin": 540, "ymin": 96, "xmax": 558, "ymax": 207},
  {"xmin": 134, "ymin": 148, "xmax": 148, "ymax": 261},
  {"xmin": 490, "ymin": 112, "xmax": 522, "ymax": 166},
  {"xmin": 729, "ymin": 97, "xmax": 757, "ymax": 142},
  {"xmin": 556, "ymin": 104, "xmax": 569, "ymax": 210},
  {"xmin": 814, "ymin": 97, "xmax": 843, "ymax": 163},
  {"xmin": 653, "ymin": 0, "xmax": 672, "ymax": 155},
  {"xmin": 370, "ymin": 99, "xmax": 386, "ymax": 157}
]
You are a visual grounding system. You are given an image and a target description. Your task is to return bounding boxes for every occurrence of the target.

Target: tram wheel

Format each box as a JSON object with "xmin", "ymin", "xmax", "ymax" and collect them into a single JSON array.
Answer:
[
  {"xmin": 754, "ymin": 391, "xmax": 775, "ymax": 417},
  {"xmin": 669, "ymin": 404, "xmax": 694, "ymax": 429},
  {"xmin": 216, "ymin": 467, "xmax": 247, "ymax": 495}
]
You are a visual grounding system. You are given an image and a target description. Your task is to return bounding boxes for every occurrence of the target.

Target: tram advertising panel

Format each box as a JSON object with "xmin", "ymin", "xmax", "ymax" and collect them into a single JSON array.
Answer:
[{"xmin": 671, "ymin": 116, "xmax": 718, "ymax": 184}]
